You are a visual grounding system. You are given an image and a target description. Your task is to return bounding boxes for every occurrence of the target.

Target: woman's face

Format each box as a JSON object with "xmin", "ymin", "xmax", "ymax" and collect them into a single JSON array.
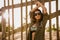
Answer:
[{"xmin": 34, "ymin": 11, "xmax": 41, "ymax": 20}]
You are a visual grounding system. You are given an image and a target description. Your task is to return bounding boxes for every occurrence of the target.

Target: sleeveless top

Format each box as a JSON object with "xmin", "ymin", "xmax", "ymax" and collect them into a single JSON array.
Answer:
[{"xmin": 30, "ymin": 24, "xmax": 37, "ymax": 32}]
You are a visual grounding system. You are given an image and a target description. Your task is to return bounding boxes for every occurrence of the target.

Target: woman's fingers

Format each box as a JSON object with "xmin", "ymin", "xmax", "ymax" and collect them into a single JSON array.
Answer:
[{"xmin": 36, "ymin": 3, "xmax": 38, "ymax": 6}]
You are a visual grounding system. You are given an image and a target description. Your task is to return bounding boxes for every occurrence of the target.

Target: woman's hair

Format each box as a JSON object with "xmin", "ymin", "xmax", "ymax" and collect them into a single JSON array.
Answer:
[{"xmin": 30, "ymin": 9, "xmax": 43, "ymax": 24}]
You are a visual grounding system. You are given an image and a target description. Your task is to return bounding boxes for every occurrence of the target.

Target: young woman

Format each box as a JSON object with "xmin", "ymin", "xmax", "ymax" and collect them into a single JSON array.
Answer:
[{"xmin": 27, "ymin": 1, "xmax": 49, "ymax": 40}]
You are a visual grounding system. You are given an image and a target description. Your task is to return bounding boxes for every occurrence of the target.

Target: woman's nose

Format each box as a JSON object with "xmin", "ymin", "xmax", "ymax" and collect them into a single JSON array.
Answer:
[{"xmin": 36, "ymin": 14, "xmax": 39, "ymax": 16}]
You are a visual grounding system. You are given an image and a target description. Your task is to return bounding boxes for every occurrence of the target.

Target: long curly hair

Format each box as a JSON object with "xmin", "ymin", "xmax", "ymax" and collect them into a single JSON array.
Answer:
[{"xmin": 30, "ymin": 9, "xmax": 43, "ymax": 24}]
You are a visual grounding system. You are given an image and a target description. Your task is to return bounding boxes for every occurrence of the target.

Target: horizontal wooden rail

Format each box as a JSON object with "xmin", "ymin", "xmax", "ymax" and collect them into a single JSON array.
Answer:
[{"xmin": 1, "ymin": 0, "xmax": 56, "ymax": 12}]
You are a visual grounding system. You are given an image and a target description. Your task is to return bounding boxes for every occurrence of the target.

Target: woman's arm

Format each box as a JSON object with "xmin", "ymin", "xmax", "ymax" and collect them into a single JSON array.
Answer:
[
  {"xmin": 36, "ymin": 1, "xmax": 47, "ymax": 14},
  {"xmin": 30, "ymin": 6, "xmax": 39, "ymax": 12},
  {"xmin": 30, "ymin": 1, "xmax": 40, "ymax": 12},
  {"xmin": 41, "ymin": 4, "xmax": 47, "ymax": 14}
]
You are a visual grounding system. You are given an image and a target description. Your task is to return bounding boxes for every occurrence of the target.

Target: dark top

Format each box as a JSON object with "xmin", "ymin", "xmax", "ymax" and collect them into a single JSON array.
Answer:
[{"xmin": 27, "ymin": 11, "xmax": 49, "ymax": 40}]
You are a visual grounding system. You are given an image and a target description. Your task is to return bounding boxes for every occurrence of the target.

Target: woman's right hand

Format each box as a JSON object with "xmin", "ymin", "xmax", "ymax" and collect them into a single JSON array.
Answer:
[{"xmin": 35, "ymin": 1, "xmax": 43, "ymax": 7}]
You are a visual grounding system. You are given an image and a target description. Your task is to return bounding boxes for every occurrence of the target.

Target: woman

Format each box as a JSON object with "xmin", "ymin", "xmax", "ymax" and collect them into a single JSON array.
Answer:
[{"xmin": 27, "ymin": 1, "xmax": 49, "ymax": 40}]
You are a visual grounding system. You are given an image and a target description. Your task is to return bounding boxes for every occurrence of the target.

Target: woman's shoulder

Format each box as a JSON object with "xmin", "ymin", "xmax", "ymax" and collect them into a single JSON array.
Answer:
[{"xmin": 43, "ymin": 13, "xmax": 48, "ymax": 16}]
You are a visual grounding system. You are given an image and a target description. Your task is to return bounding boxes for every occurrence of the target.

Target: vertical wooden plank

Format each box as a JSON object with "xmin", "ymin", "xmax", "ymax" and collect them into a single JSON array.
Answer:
[
  {"xmin": 21, "ymin": 0, "xmax": 23, "ymax": 40},
  {"xmin": 2, "ymin": 0, "xmax": 6, "ymax": 40},
  {"xmin": 2, "ymin": 16, "xmax": 6, "ymax": 40},
  {"xmin": 26, "ymin": 0, "xmax": 28, "ymax": 40},
  {"xmin": 8, "ymin": 0, "xmax": 10, "ymax": 40},
  {"xmin": 12, "ymin": 0, "xmax": 14, "ymax": 40},
  {"xmin": 26, "ymin": 0, "xmax": 27, "ymax": 40},
  {"xmin": 49, "ymin": 0, "xmax": 52, "ymax": 40},
  {"xmin": 31, "ymin": 0, "xmax": 33, "ymax": 9},
  {"xmin": 56, "ymin": 0, "xmax": 59, "ymax": 40},
  {"xmin": 4, "ymin": 0, "xmax": 6, "ymax": 7}
]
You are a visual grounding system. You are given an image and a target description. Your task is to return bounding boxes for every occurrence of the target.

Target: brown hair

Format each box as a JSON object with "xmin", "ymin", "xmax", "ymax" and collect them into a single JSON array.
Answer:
[{"xmin": 30, "ymin": 9, "xmax": 43, "ymax": 24}]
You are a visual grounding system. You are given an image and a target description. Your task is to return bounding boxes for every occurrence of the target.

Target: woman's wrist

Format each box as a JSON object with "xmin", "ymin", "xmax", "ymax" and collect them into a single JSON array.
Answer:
[{"xmin": 40, "ymin": 4, "xmax": 47, "ymax": 13}]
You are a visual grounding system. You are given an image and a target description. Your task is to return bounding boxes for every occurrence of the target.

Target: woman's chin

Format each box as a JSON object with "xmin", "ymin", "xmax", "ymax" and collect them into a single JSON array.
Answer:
[
  {"xmin": 35, "ymin": 18, "xmax": 39, "ymax": 20},
  {"xmin": 36, "ymin": 18, "xmax": 40, "ymax": 20}
]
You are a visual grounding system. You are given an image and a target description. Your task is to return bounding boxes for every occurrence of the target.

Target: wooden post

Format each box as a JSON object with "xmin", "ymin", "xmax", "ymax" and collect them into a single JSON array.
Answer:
[
  {"xmin": 49, "ymin": 0, "xmax": 52, "ymax": 40},
  {"xmin": 26, "ymin": 0, "xmax": 28, "ymax": 40},
  {"xmin": 8, "ymin": 0, "xmax": 10, "ymax": 40},
  {"xmin": 2, "ymin": 0, "xmax": 6, "ymax": 40},
  {"xmin": 56, "ymin": 0, "xmax": 59, "ymax": 40},
  {"xmin": 12, "ymin": 0, "xmax": 14, "ymax": 40},
  {"xmin": 21, "ymin": 0, "xmax": 23, "ymax": 40}
]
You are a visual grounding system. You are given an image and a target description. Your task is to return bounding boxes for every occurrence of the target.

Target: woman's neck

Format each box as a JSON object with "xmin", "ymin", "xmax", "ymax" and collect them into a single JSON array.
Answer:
[{"xmin": 36, "ymin": 19, "xmax": 39, "ymax": 23}]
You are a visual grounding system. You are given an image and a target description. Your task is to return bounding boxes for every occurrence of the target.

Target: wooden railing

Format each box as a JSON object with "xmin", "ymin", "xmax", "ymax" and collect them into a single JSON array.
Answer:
[{"xmin": 1, "ymin": 0, "xmax": 60, "ymax": 40}]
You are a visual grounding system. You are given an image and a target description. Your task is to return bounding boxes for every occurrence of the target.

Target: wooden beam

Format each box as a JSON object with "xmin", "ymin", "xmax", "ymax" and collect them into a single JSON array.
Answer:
[
  {"xmin": 1, "ymin": 0, "xmax": 56, "ymax": 10},
  {"xmin": 37, "ymin": 0, "xmax": 55, "ymax": 2},
  {"xmin": 2, "ymin": 1, "xmax": 34, "ymax": 10}
]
